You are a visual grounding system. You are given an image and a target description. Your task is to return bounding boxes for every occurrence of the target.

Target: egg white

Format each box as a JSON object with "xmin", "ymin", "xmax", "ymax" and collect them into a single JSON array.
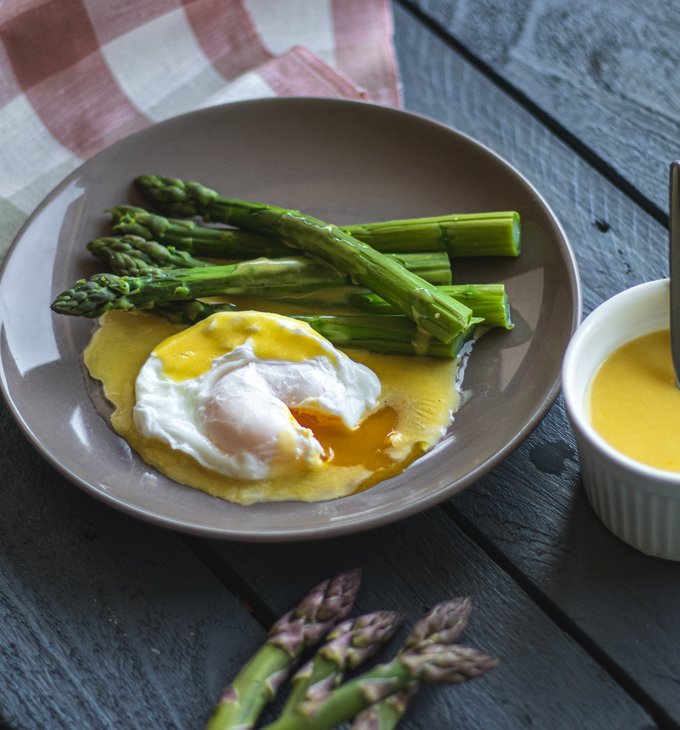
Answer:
[{"xmin": 132, "ymin": 314, "xmax": 381, "ymax": 480}]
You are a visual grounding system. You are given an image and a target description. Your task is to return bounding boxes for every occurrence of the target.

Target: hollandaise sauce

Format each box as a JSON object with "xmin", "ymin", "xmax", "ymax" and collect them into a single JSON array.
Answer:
[
  {"xmin": 84, "ymin": 310, "xmax": 461, "ymax": 504},
  {"xmin": 588, "ymin": 329, "xmax": 680, "ymax": 472}
]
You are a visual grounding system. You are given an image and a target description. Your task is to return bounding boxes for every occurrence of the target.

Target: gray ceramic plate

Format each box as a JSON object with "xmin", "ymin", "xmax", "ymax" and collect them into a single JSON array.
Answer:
[{"xmin": 0, "ymin": 98, "xmax": 580, "ymax": 541}]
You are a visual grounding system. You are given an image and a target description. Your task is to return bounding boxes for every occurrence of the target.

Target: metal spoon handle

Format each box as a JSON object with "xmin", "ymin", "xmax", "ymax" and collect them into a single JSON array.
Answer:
[{"xmin": 670, "ymin": 161, "xmax": 680, "ymax": 388}]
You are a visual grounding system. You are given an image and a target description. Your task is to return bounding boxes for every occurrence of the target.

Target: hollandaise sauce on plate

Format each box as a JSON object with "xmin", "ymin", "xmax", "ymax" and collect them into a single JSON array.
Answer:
[{"xmin": 84, "ymin": 310, "xmax": 461, "ymax": 504}]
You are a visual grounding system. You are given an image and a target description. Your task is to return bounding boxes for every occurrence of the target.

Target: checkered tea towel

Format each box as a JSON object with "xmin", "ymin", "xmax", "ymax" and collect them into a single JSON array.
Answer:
[{"xmin": 0, "ymin": 0, "xmax": 401, "ymax": 261}]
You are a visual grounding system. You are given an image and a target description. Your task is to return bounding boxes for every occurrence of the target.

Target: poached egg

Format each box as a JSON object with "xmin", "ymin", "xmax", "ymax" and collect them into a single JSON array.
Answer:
[
  {"xmin": 132, "ymin": 311, "xmax": 381, "ymax": 480},
  {"xmin": 84, "ymin": 309, "xmax": 461, "ymax": 504}
]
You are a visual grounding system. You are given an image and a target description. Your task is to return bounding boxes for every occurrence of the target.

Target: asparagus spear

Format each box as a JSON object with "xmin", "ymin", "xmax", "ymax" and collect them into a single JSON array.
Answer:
[
  {"xmin": 151, "ymin": 302, "xmax": 475, "ymax": 358},
  {"xmin": 88, "ymin": 235, "xmax": 211, "ymax": 276},
  {"xmin": 110, "ymin": 204, "xmax": 290, "ymax": 258},
  {"xmin": 344, "ymin": 211, "xmax": 520, "ymax": 257},
  {"xmin": 292, "ymin": 283, "xmax": 512, "ymax": 329},
  {"xmin": 111, "ymin": 204, "xmax": 520, "ymax": 258},
  {"xmin": 260, "ymin": 598, "xmax": 496, "ymax": 730},
  {"xmin": 50, "ymin": 257, "xmax": 394, "ymax": 318},
  {"xmin": 261, "ymin": 645, "xmax": 495, "ymax": 730},
  {"xmin": 149, "ymin": 281, "xmax": 509, "ymax": 333},
  {"xmin": 88, "ymin": 234, "xmax": 454, "ymax": 285},
  {"xmin": 350, "ymin": 686, "xmax": 417, "ymax": 730},
  {"xmin": 205, "ymin": 569, "xmax": 361, "ymax": 730},
  {"xmin": 293, "ymin": 314, "xmax": 475, "ymax": 357},
  {"xmin": 135, "ymin": 175, "xmax": 474, "ymax": 343},
  {"xmin": 350, "ymin": 597, "xmax": 473, "ymax": 730},
  {"xmin": 278, "ymin": 611, "xmax": 403, "ymax": 720}
]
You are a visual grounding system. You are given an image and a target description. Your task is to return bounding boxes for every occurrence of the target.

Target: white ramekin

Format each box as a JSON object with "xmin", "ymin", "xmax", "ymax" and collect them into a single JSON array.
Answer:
[{"xmin": 562, "ymin": 278, "xmax": 680, "ymax": 561}]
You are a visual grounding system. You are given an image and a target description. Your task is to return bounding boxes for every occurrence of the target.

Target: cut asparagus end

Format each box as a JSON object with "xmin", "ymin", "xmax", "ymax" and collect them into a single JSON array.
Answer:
[
  {"xmin": 345, "ymin": 211, "xmax": 521, "ymax": 257},
  {"xmin": 345, "ymin": 283, "xmax": 513, "ymax": 329}
]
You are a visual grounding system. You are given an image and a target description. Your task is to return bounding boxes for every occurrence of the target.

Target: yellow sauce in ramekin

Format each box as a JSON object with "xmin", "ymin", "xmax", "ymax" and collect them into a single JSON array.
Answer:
[{"xmin": 588, "ymin": 329, "xmax": 680, "ymax": 472}]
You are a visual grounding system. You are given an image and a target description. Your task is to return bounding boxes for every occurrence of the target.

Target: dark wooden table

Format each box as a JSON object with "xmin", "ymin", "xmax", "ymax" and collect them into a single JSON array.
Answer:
[{"xmin": 3, "ymin": 2, "xmax": 680, "ymax": 728}]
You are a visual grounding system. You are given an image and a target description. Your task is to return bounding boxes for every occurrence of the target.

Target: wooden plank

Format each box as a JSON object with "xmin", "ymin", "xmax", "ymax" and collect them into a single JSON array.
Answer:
[
  {"xmin": 451, "ymin": 404, "xmax": 680, "ymax": 721},
  {"xmin": 392, "ymin": 2, "xmax": 680, "ymax": 724},
  {"xmin": 0, "ymin": 406, "xmax": 264, "ymax": 729},
  {"xmin": 208, "ymin": 508, "xmax": 653, "ymax": 728},
  {"xmin": 393, "ymin": 7, "xmax": 668, "ymax": 312},
  {"xmin": 404, "ymin": 0, "xmax": 680, "ymax": 214}
]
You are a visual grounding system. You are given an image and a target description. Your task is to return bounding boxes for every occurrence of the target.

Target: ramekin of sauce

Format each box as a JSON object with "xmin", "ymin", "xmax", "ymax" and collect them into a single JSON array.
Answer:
[{"xmin": 562, "ymin": 279, "xmax": 680, "ymax": 561}]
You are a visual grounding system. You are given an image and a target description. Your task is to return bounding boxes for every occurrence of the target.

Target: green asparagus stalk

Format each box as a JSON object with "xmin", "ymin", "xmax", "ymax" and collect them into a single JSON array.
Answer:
[
  {"xmin": 401, "ymin": 596, "xmax": 472, "ymax": 649},
  {"xmin": 51, "ymin": 257, "xmax": 399, "ymax": 318},
  {"xmin": 151, "ymin": 300, "xmax": 237, "ymax": 323},
  {"xmin": 149, "ymin": 280, "xmax": 509, "ymax": 331},
  {"xmin": 344, "ymin": 211, "xmax": 521, "ymax": 257},
  {"xmin": 89, "ymin": 234, "xmax": 453, "ymax": 285},
  {"xmin": 110, "ymin": 204, "xmax": 520, "ymax": 258},
  {"xmin": 150, "ymin": 302, "xmax": 475, "ymax": 358},
  {"xmin": 205, "ymin": 569, "xmax": 361, "ymax": 730},
  {"xmin": 88, "ymin": 235, "xmax": 211, "ymax": 276},
  {"xmin": 350, "ymin": 685, "xmax": 418, "ymax": 730},
  {"xmin": 386, "ymin": 252, "xmax": 452, "ymax": 285},
  {"xmin": 110, "ymin": 204, "xmax": 291, "ymax": 259},
  {"xmin": 260, "ymin": 598, "xmax": 496, "ymax": 730},
  {"xmin": 294, "ymin": 314, "xmax": 475, "ymax": 357},
  {"xmin": 279, "ymin": 611, "xmax": 403, "ymax": 720},
  {"xmin": 135, "ymin": 175, "xmax": 475, "ymax": 343},
  {"xmin": 288, "ymin": 283, "xmax": 512, "ymax": 329},
  {"xmin": 350, "ymin": 596, "xmax": 473, "ymax": 730}
]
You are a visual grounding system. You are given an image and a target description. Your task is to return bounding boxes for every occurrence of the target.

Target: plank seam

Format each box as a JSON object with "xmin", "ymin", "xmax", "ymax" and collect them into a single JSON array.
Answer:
[
  {"xmin": 394, "ymin": 0, "xmax": 669, "ymax": 229},
  {"xmin": 440, "ymin": 501, "xmax": 674, "ymax": 729},
  {"xmin": 182, "ymin": 536, "xmax": 278, "ymax": 629}
]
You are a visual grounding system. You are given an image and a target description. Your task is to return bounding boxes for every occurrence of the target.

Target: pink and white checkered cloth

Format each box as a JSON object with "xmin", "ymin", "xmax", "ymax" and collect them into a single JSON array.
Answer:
[{"xmin": 0, "ymin": 0, "xmax": 401, "ymax": 260}]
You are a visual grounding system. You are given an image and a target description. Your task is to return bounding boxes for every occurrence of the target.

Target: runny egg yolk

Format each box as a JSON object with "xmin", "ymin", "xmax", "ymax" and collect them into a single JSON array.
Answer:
[
  {"xmin": 294, "ymin": 408, "xmax": 398, "ymax": 472},
  {"xmin": 84, "ymin": 310, "xmax": 461, "ymax": 505}
]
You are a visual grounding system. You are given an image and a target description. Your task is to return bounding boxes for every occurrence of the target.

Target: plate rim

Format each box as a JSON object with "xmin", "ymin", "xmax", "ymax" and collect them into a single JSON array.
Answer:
[{"xmin": 0, "ymin": 96, "xmax": 582, "ymax": 541}]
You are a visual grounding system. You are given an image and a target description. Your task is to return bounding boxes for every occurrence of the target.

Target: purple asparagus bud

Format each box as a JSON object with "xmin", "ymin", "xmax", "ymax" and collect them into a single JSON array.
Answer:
[
  {"xmin": 258, "ymin": 598, "xmax": 497, "ymax": 730},
  {"xmin": 400, "ymin": 644, "xmax": 498, "ymax": 683},
  {"xmin": 280, "ymin": 610, "xmax": 403, "ymax": 719},
  {"xmin": 322, "ymin": 610, "xmax": 405, "ymax": 669},
  {"xmin": 349, "ymin": 598, "xmax": 473, "ymax": 730},
  {"xmin": 206, "ymin": 569, "xmax": 361, "ymax": 730},
  {"xmin": 404, "ymin": 596, "xmax": 472, "ymax": 650},
  {"xmin": 268, "ymin": 568, "xmax": 362, "ymax": 657}
]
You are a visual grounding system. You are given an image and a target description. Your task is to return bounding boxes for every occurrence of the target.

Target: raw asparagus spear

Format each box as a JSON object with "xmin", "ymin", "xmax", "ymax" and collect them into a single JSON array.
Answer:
[
  {"xmin": 260, "ymin": 646, "xmax": 495, "ymax": 730},
  {"xmin": 350, "ymin": 597, "xmax": 473, "ymax": 730},
  {"xmin": 88, "ymin": 234, "xmax": 454, "ymax": 285},
  {"xmin": 135, "ymin": 175, "xmax": 474, "ymax": 343},
  {"xmin": 278, "ymin": 611, "xmax": 403, "ymax": 720},
  {"xmin": 51, "ymin": 257, "xmax": 404, "ymax": 318},
  {"xmin": 205, "ymin": 569, "xmax": 361, "ymax": 730},
  {"xmin": 260, "ymin": 598, "xmax": 496, "ymax": 730},
  {"xmin": 111, "ymin": 204, "xmax": 520, "ymax": 257},
  {"xmin": 350, "ymin": 686, "xmax": 417, "ymax": 730},
  {"xmin": 151, "ymin": 302, "xmax": 476, "ymax": 358}
]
